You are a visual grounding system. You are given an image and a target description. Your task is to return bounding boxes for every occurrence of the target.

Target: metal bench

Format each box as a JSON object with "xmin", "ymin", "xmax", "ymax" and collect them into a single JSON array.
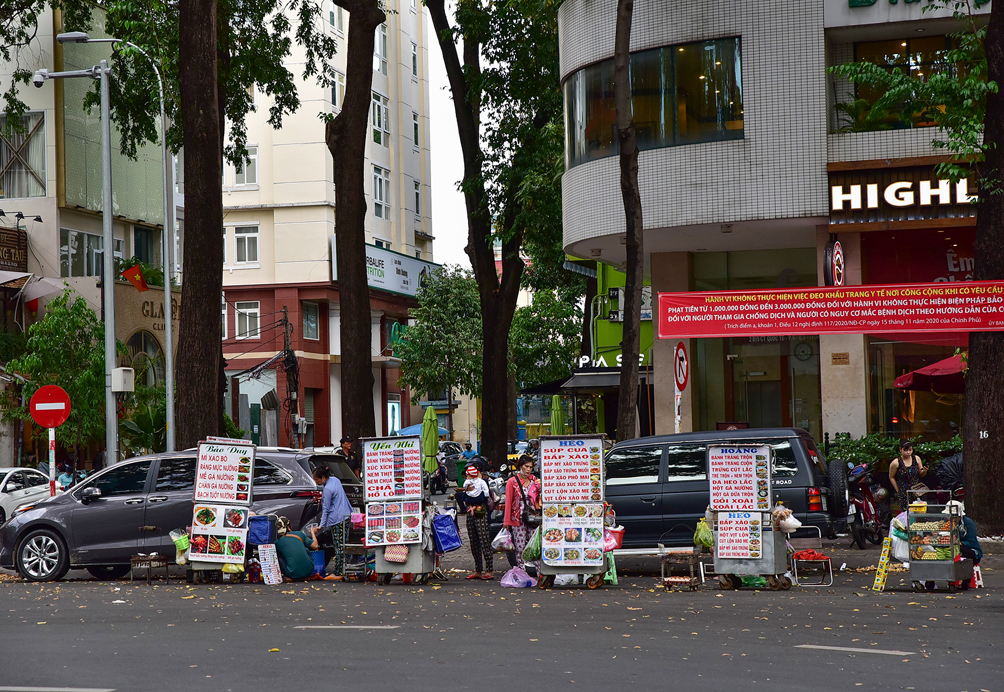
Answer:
[
  {"xmin": 130, "ymin": 554, "xmax": 170, "ymax": 584},
  {"xmin": 613, "ymin": 545, "xmax": 703, "ymax": 589}
]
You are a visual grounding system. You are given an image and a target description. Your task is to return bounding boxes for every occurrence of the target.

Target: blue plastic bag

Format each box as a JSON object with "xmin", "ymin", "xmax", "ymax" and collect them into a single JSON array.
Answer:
[
  {"xmin": 311, "ymin": 550, "xmax": 326, "ymax": 576},
  {"xmin": 432, "ymin": 513, "xmax": 462, "ymax": 554},
  {"xmin": 248, "ymin": 516, "xmax": 276, "ymax": 545}
]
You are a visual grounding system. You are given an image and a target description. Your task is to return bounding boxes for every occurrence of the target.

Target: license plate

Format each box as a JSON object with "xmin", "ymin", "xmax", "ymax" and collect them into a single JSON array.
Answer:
[
  {"xmin": 821, "ymin": 496, "xmax": 828, "ymax": 511},
  {"xmin": 847, "ymin": 505, "xmax": 856, "ymax": 517}
]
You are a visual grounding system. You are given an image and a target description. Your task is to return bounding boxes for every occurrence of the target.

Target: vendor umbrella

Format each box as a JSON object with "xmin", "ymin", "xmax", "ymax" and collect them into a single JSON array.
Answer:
[
  {"xmin": 893, "ymin": 353, "xmax": 967, "ymax": 394},
  {"xmin": 421, "ymin": 405, "xmax": 439, "ymax": 473},
  {"xmin": 550, "ymin": 394, "xmax": 566, "ymax": 435}
]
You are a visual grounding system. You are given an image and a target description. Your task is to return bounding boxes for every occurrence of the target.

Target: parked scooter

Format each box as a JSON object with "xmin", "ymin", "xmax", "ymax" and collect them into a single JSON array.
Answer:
[
  {"xmin": 847, "ymin": 462, "xmax": 889, "ymax": 549},
  {"xmin": 429, "ymin": 457, "xmax": 449, "ymax": 495}
]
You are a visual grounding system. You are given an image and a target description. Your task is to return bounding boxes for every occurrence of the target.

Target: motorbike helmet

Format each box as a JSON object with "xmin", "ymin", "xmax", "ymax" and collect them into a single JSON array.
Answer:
[{"xmin": 874, "ymin": 486, "xmax": 889, "ymax": 502}]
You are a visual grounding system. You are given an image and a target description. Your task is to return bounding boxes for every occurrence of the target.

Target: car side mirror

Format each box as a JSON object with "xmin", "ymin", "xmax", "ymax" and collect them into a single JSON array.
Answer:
[{"xmin": 80, "ymin": 487, "xmax": 102, "ymax": 503}]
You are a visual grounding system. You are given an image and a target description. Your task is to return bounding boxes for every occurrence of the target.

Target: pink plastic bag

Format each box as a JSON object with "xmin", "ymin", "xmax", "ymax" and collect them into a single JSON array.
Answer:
[
  {"xmin": 500, "ymin": 567, "xmax": 537, "ymax": 588},
  {"xmin": 604, "ymin": 526, "xmax": 625, "ymax": 552}
]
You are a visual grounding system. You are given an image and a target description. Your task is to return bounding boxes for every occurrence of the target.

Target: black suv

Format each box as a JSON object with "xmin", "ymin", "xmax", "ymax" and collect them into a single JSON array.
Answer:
[
  {"xmin": 0, "ymin": 448, "xmax": 329, "ymax": 582},
  {"xmin": 605, "ymin": 428, "xmax": 846, "ymax": 548}
]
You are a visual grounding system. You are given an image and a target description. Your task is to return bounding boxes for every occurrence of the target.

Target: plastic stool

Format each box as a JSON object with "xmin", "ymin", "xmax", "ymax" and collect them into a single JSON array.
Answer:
[
  {"xmin": 603, "ymin": 553, "xmax": 618, "ymax": 585},
  {"xmin": 973, "ymin": 564, "xmax": 984, "ymax": 588}
]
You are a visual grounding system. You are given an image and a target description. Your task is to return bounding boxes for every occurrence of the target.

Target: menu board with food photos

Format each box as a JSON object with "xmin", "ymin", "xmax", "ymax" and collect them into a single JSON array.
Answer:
[
  {"xmin": 365, "ymin": 500, "xmax": 423, "ymax": 546},
  {"xmin": 541, "ymin": 502, "xmax": 604, "ymax": 567},
  {"xmin": 362, "ymin": 436, "xmax": 423, "ymax": 501},
  {"xmin": 190, "ymin": 504, "xmax": 250, "ymax": 564},
  {"xmin": 539, "ymin": 436, "xmax": 605, "ymax": 504},
  {"xmin": 716, "ymin": 512, "xmax": 763, "ymax": 560},
  {"xmin": 707, "ymin": 444, "xmax": 772, "ymax": 512},
  {"xmin": 195, "ymin": 439, "xmax": 255, "ymax": 506}
]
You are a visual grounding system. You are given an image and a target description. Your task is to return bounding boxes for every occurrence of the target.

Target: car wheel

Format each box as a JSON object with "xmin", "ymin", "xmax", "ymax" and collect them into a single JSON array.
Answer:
[
  {"xmin": 827, "ymin": 459, "xmax": 849, "ymax": 518},
  {"xmin": 17, "ymin": 529, "xmax": 69, "ymax": 582},
  {"xmin": 86, "ymin": 565, "xmax": 132, "ymax": 580}
]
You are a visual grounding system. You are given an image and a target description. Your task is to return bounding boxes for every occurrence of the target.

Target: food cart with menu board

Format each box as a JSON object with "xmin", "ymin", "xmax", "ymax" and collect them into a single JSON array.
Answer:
[
  {"xmin": 362, "ymin": 435, "xmax": 435, "ymax": 584},
  {"xmin": 537, "ymin": 435, "xmax": 608, "ymax": 589},
  {"xmin": 187, "ymin": 436, "xmax": 255, "ymax": 582},
  {"xmin": 907, "ymin": 490, "xmax": 973, "ymax": 592},
  {"xmin": 709, "ymin": 444, "xmax": 791, "ymax": 591}
]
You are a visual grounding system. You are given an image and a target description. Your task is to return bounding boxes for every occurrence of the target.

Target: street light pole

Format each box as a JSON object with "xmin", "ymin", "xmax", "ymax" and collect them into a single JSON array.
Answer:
[
  {"xmin": 33, "ymin": 60, "xmax": 118, "ymax": 464},
  {"xmin": 57, "ymin": 32, "xmax": 176, "ymax": 451}
]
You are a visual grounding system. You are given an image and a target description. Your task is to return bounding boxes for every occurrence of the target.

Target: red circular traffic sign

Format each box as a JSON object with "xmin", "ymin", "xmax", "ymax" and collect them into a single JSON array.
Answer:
[
  {"xmin": 29, "ymin": 385, "xmax": 71, "ymax": 429},
  {"xmin": 674, "ymin": 342, "xmax": 689, "ymax": 391}
]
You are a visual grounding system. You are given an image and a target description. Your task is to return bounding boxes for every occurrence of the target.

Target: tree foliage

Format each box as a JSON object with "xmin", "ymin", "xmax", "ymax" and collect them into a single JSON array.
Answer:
[
  {"xmin": 509, "ymin": 289, "xmax": 581, "ymax": 390},
  {"xmin": 2, "ymin": 289, "xmax": 114, "ymax": 452},
  {"xmin": 396, "ymin": 266, "xmax": 483, "ymax": 400}
]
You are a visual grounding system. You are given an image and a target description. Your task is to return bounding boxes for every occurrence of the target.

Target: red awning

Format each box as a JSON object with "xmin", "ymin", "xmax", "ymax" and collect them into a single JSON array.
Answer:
[{"xmin": 894, "ymin": 353, "xmax": 967, "ymax": 394}]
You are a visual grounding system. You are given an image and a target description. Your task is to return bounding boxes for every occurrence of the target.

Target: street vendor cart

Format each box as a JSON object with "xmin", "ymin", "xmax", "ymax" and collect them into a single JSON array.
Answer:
[
  {"xmin": 362, "ymin": 435, "xmax": 436, "ymax": 584},
  {"xmin": 709, "ymin": 443, "xmax": 791, "ymax": 591},
  {"xmin": 907, "ymin": 490, "xmax": 973, "ymax": 592},
  {"xmin": 536, "ymin": 434, "xmax": 608, "ymax": 589}
]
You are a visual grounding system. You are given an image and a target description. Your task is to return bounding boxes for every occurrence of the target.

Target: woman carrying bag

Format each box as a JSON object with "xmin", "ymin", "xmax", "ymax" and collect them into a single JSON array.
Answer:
[
  {"xmin": 504, "ymin": 455, "xmax": 542, "ymax": 574},
  {"xmin": 457, "ymin": 464, "xmax": 494, "ymax": 580}
]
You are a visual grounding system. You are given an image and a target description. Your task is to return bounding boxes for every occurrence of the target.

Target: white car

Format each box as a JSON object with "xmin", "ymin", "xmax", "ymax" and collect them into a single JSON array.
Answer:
[{"xmin": 0, "ymin": 467, "xmax": 52, "ymax": 525}]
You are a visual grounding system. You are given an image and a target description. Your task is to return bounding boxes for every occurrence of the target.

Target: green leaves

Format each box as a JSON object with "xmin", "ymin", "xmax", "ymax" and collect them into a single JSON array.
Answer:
[{"xmin": 509, "ymin": 288, "xmax": 581, "ymax": 390}]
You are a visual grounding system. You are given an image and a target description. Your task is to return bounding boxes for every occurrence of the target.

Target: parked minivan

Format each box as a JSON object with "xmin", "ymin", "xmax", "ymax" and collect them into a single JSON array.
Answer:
[{"xmin": 605, "ymin": 428, "xmax": 846, "ymax": 548}]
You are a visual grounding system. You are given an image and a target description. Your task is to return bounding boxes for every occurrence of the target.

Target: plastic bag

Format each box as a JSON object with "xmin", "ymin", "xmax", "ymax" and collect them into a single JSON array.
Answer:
[
  {"xmin": 693, "ymin": 518, "xmax": 714, "ymax": 548},
  {"xmin": 603, "ymin": 525, "xmax": 625, "ymax": 552},
  {"xmin": 170, "ymin": 529, "xmax": 189, "ymax": 565},
  {"xmin": 554, "ymin": 574, "xmax": 578, "ymax": 586},
  {"xmin": 500, "ymin": 567, "xmax": 537, "ymax": 588},
  {"xmin": 522, "ymin": 527, "xmax": 542, "ymax": 562},
  {"xmin": 891, "ymin": 535, "xmax": 909, "ymax": 562},
  {"xmin": 492, "ymin": 528, "xmax": 514, "ymax": 553},
  {"xmin": 779, "ymin": 515, "xmax": 802, "ymax": 533},
  {"xmin": 741, "ymin": 576, "xmax": 767, "ymax": 588}
]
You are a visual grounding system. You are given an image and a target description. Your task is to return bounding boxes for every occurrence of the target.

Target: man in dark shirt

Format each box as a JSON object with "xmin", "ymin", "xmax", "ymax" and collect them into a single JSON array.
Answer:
[{"xmin": 334, "ymin": 437, "xmax": 359, "ymax": 476}]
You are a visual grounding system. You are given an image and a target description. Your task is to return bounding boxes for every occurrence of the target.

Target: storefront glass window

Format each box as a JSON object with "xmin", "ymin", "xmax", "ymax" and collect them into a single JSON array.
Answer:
[{"xmin": 564, "ymin": 37, "xmax": 743, "ymax": 169}]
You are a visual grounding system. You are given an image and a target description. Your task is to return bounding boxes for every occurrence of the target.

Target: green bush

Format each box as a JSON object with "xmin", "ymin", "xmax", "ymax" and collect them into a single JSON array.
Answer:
[{"xmin": 826, "ymin": 432, "xmax": 963, "ymax": 472}]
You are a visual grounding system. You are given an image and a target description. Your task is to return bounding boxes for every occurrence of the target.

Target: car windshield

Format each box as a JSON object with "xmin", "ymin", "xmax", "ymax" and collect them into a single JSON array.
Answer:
[{"xmin": 310, "ymin": 455, "xmax": 357, "ymax": 483}]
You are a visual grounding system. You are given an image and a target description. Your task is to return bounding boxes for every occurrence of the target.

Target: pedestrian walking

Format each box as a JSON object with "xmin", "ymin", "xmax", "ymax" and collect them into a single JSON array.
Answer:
[
  {"xmin": 504, "ymin": 455, "xmax": 541, "ymax": 574},
  {"xmin": 456, "ymin": 464, "xmax": 493, "ymax": 580},
  {"xmin": 889, "ymin": 439, "xmax": 927, "ymax": 511},
  {"xmin": 313, "ymin": 464, "xmax": 353, "ymax": 579}
]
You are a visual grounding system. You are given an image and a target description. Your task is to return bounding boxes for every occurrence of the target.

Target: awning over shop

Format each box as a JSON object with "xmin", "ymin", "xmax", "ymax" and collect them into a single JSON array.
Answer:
[
  {"xmin": 894, "ymin": 353, "xmax": 967, "ymax": 394},
  {"xmin": 521, "ymin": 368, "xmax": 650, "ymax": 396},
  {"xmin": 520, "ymin": 377, "xmax": 569, "ymax": 396}
]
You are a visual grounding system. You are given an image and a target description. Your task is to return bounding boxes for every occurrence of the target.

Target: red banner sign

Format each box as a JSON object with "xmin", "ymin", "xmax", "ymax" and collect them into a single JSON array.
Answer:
[{"xmin": 658, "ymin": 280, "xmax": 1004, "ymax": 340}]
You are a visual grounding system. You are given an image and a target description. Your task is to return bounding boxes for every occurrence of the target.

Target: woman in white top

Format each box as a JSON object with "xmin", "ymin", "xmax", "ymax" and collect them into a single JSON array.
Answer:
[{"xmin": 456, "ymin": 464, "xmax": 493, "ymax": 580}]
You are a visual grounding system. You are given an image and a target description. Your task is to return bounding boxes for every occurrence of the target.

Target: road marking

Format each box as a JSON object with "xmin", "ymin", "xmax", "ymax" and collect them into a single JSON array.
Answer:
[
  {"xmin": 795, "ymin": 645, "xmax": 915, "ymax": 656},
  {"xmin": 0, "ymin": 688, "xmax": 116, "ymax": 692},
  {"xmin": 294, "ymin": 625, "xmax": 399, "ymax": 630}
]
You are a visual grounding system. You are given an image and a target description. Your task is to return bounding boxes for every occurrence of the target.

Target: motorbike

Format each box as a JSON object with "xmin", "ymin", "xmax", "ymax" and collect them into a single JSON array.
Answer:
[
  {"xmin": 429, "ymin": 457, "xmax": 449, "ymax": 495},
  {"xmin": 847, "ymin": 462, "xmax": 891, "ymax": 549}
]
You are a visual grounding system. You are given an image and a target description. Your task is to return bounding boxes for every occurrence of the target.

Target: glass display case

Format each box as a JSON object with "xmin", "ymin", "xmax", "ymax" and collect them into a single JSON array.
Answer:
[{"xmin": 906, "ymin": 490, "xmax": 973, "ymax": 592}]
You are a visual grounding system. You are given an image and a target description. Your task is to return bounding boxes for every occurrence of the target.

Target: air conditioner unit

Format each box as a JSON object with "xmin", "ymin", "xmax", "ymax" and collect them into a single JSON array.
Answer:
[{"xmin": 608, "ymin": 310, "xmax": 623, "ymax": 322}]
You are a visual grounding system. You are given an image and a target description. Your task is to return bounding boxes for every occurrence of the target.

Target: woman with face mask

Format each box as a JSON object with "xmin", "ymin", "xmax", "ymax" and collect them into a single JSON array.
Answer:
[
  {"xmin": 455, "ymin": 464, "xmax": 494, "ymax": 580},
  {"xmin": 504, "ymin": 455, "xmax": 542, "ymax": 574}
]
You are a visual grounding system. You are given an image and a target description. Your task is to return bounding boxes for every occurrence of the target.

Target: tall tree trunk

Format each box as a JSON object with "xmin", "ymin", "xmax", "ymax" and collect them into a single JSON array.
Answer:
[
  {"xmin": 507, "ymin": 372, "xmax": 518, "ymax": 441},
  {"xmin": 614, "ymin": 0, "xmax": 643, "ymax": 443},
  {"xmin": 176, "ymin": 0, "xmax": 224, "ymax": 449},
  {"xmin": 326, "ymin": 0, "xmax": 384, "ymax": 443},
  {"xmin": 964, "ymin": 0, "xmax": 1004, "ymax": 534}
]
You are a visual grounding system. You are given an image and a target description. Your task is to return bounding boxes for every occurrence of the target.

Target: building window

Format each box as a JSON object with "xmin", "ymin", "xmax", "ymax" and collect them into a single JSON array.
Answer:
[
  {"xmin": 235, "ymin": 301, "xmax": 260, "ymax": 339},
  {"xmin": 412, "ymin": 111, "xmax": 420, "ymax": 148},
  {"xmin": 374, "ymin": 238, "xmax": 390, "ymax": 249},
  {"xmin": 374, "ymin": 23, "xmax": 388, "ymax": 75},
  {"xmin": 411, "ymin": 42, "xmax": 418, "ymax": 78},
  {"xmin": 133, "ymin": 225, "xmax": 157, "ymax": 264},
  {"xmin": 303, "ymin": 301, "xmax": 319, "ymax": 340},
  {"xmin": 373, "ymin": 166, "xmax": 390, "ymax": 219},
  {"xmin": 235, "ymin": 146, "xmax": 257, "ymax": 185},
  {"xmin": 372, "ymin": 93, "xmax": 390, "ymax": 146},
  {"xmin": 330, "ymin": 2, "xmax": 344, "ymax": 33},
  {"xmin": 221, "ymin": 295, "xmax": 227, "ymax": 339},
  {"xmin": 59, "ymin": 228, "xmax": 123, "ymax": 278},
  {"xmin": 415, "ymin": 250, "xmax": 422, "ymax": 259},
  {"xmin": 563, "ymin": 37, "xmax": 743, "ymax": 169},
  {"xmin": 173, "ymin": 151, "xmax": 184, "ymax": 196},
  {"xmin": 413, "ymin": 180, "xmax": 421, "ymax": 217},
  {"xmin": 331, "ymin": 71, "xmax": 345, "ymax": 111},
  {"xmin": 127, "ymin": 330, "xmax": 165, "ymax": 385},
  {"xmin": 0, "ymin": 112, "xmax": 46, "ymax": 199},
  {"xmin": 410, "ymin": 0, "xmax": 416, "ymax": 11},
  {"xmin": 234, "ymin": 225, "xmax": 259, "ymax": 264}
]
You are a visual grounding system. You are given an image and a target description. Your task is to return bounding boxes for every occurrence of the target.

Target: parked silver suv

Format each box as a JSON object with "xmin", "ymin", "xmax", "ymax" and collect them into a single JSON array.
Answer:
[{"xmin": 0, "ymin": 449, "xmax": 324, "ymax": 582}]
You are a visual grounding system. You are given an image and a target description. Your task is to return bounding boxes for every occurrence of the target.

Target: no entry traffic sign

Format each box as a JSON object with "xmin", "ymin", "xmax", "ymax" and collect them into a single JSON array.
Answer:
[{"xmin": 30, "ymin": 385, "xmax": 71, "ymax": 429}]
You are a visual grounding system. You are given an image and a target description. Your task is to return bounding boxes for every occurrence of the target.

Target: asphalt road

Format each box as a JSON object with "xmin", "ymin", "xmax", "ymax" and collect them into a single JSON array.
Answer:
[{"xmin": 0, "ymin": 543, "xmax": 1000, "ymax": 692}]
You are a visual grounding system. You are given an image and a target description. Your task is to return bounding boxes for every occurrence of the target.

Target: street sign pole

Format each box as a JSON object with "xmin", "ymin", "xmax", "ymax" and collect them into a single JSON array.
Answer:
[
  {"xmin": 48, "ymin": 427, "xmax": 56, "ymax": 496},
  {"xmin": 29, "ymin": 385, "xmax": 72, "ymax": 496}
]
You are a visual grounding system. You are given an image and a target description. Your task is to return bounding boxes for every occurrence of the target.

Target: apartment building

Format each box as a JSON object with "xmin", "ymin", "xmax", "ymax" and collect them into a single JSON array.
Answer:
[{"xmin": 221, "ymin": 0, "xmax": 437, "ymax": 447}]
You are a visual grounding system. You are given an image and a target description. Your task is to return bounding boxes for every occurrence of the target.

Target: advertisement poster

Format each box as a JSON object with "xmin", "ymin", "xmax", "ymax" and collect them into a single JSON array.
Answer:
[
  {"xmin": 708, "ymin": 445, "xmax": 771, "ymax": 512},
  {"xmin": 658, "ymin": 280, "xmax": 1004, "ymax": 340},
  {"xmin": 190, "ymin": 504, "xmax": 250, "ymax": 564},
  {"xmin": 539, "ymin": 437, "xmax": 604, "ymax": 504},
  {"xmin": 365, "ymin": 500, "xmax": 422, "ymax": 546},
  {"xmin": 195, "ymin": 440, "xmax": 255, "ymax": 505},
  {"xmin": 362, "ymin": 436, "xmax": 423, "ymax": 501},
  {"xmin": 257, "ymin": 544, "xmax": 283, "ymax": 585},
  {"xmin": 716, "ymin": 512, "xmax": 763, "ymax": 560},
  {"xmin": 541, "ymin": 503, "xmax": 604, "ymax": 567}
]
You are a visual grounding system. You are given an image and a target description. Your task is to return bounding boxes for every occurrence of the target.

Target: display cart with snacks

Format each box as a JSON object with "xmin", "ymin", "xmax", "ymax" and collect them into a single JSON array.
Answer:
[
  {"xmin": 536, "ymin": 434, "xmax": 608, "ymax": 590},
  {"xmin": 907, "ymin": 490, "xmax": 973, "ymax": 592},
  {"xmin": 362, "ymin": 436, "xmax": 436, "ymax": 585},
  {"xmin": 709, "ymin": 444, "xmax": 791, "ymax": 591},
  {"xmin": 187, "ymin": 436, "xmax": 256, "ymax": 583}
]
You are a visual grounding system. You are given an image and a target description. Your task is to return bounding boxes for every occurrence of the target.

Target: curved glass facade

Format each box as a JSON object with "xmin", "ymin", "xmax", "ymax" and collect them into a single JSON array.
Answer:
[{"xmin": 564, "ymin": 38, "xmax": 743, "ymax": 169}]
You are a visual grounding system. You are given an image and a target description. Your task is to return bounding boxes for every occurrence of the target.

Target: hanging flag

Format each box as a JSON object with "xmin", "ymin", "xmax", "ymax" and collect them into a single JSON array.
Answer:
[{"xmin": 121, "ymin": 263, "xmax": 149, "ymax": 292}]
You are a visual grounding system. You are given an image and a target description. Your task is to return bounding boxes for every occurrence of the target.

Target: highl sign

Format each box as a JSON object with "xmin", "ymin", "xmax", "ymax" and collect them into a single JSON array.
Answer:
[{"xmin": 831, "ymin": 178, "xmax": 975, "ymax": 211}]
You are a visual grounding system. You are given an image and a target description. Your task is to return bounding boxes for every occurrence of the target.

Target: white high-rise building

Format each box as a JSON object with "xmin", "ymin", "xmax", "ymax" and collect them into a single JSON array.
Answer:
[{"xmin": 221, "ymin": 0, "xmax": 438, "ymax": 447}]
